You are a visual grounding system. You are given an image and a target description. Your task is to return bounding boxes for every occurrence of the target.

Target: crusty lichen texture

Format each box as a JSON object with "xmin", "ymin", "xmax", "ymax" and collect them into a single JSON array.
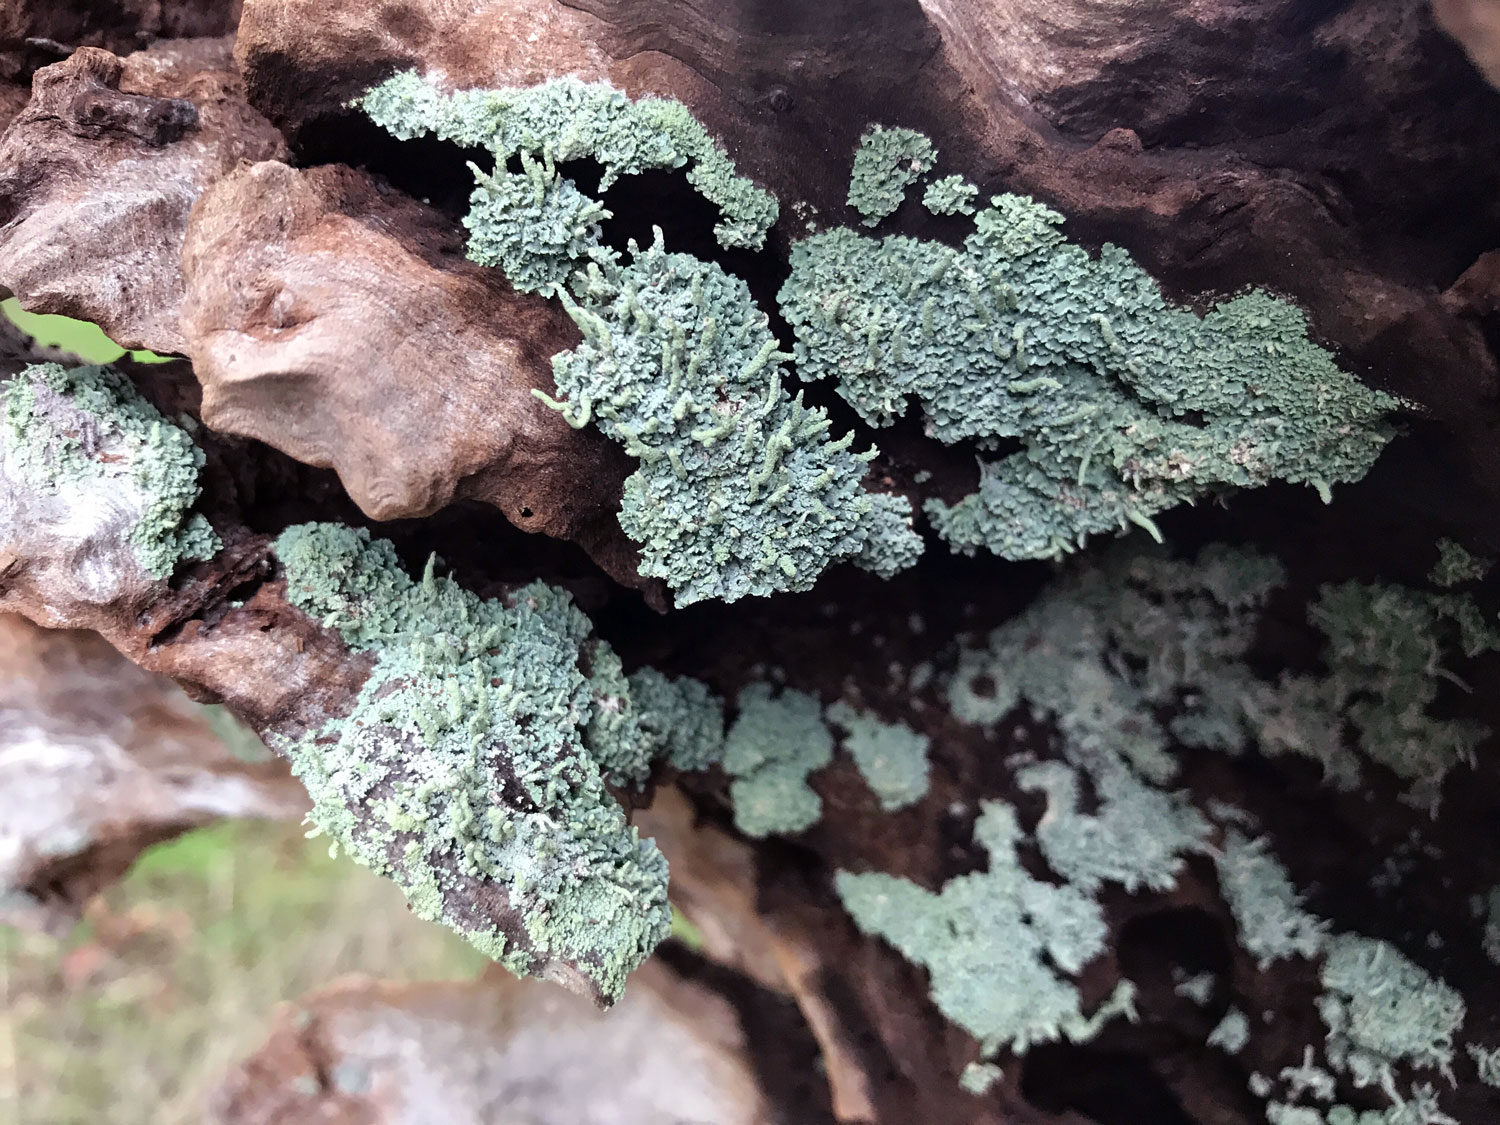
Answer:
[
  {"xmin": 846, "ymin": 125, "xmax": 937, "ymax": 226},
  {"xmin": 547, "ymin": 233, "xmax": 921, "ymax": 605},
  {"xmin": 272, "ymin": 523, "xmax": 673, "ymax": 1005},
  {"xmin": 837, "ymin": 801, "xmax": 1135, "ymax": 1057},
  {"xmin": 363, "ymin": 74, "xmax": 920, "ymax": 607},
  {"xmin": 782, "ymin": 164, "xmax": 1398, "ymax": 561},
  {"xmin": 826, "ymin": 700, "xmax": 930, "ymax": 811},
  {"xmin": 1, "ymin": 361, "xmax": 218, "ymax": 580},
  {"xmin": 721, "ymin": 683, "xmax": 834, "ymax": 838},
  {"xmin": 835, "ymin": 542, "xmax": 1495, "ymax": 1107},
  {"xmin": 360, "ymin": 71, "xmax": 779, "ymax": 292},
  {"xmin": 948, "ymin": 545, "xmax": 1498, "ymax": 815}
]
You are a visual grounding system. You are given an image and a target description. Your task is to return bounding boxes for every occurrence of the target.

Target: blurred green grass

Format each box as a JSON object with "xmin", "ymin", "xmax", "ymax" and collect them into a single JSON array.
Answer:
[
  {"xmin": 0, "ymin": 820, "xmax": 489, "ymax": 1125},
  {"xmin": 2, "ymin": 297, "xmax": 171, "ymax": 364}
]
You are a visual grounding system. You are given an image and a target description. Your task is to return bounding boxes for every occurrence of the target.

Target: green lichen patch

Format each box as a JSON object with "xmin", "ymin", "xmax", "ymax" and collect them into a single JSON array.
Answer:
[
  {"xmin": 959, "ymin": 1061, "xmax": 1003, "ymax": 1096},
  {"xmin": 625, "ymin": 666, "xmax": 726, "ymax": 774},
  {"xmin": 1467, "ymin": 1044, "xmax": 1500, "ymax": 1087},
  {"xmin": 1210, "ymin": 829, "xmax": 1466, "ymax": 1123},
  {"xmin": 360, "ymin": 71, "xmax": 779, "ymax": 294},
  {"xmin": 948, "ymin": 543, "xmax": 1498, "ymax": 815},
  {"xmin": 546, "ymin": 233, "xmax": 920, "ymax": 605},
  {"xmin": 1479, "ymin": 887, "xmax": 1500, "ymax": 965},
  {"xmin": 721, "ymin": 683, "xmax": 833, "ymax": 837},
  {"xmin": 1318, "ymin": 934, "xmax": 1465, "ymax": 1097},
  {"xmin": 780, "ymin": 194, "xmax": 1397, "ymax": 561},
  {"xmin": 825, "ymin": 700, "xmax": 931, "ymax": 810},
  {"xmin": 923, "ymin": 174, "xmax": 978, "ymax": 216},
  {"xmin": 1210, "ymin": 1008, "xmax": 1252, "ymax": 1054},
  {"xmin": 362, "ymin": 75, "xmax": 919, "ymax": 605},
  {"xmin": 1215, "ymin": 831, "xmax": 1328, "ymax": 969},
  {"xmin": 1430, "ymin": 538, "xmax": 1491, "ymax": 588},
  {"xmin": 272, "ymin": 523, "xmax": 671, "ymax": 1004},
  {"xmin": 1017, "ymin": 759, "xmax": 1210, "ymax": 894},
  {"xmin": 1288, "ymin": 582, "xmax": 1500, "ymax": 813},
  {"xmin": 2, "ymin": 362, "xmax": 218, "ymax": 578},
  {"xmin": 836, "ymin": 801, "xmax": 1130, "ymax": 1057},
  {"xmin": 846, "ymin": 125, "xmax": 937, "ymax": 226}
]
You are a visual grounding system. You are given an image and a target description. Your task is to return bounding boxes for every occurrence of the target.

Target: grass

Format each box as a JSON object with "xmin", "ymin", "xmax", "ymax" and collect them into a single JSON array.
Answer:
[
  {"xmin": 2, "ymin": 298, "xmax": 171, "ymax": 365},
  {"xmin": 0, "ymin": 820, "xmax": 488, "ymax": 1125}
]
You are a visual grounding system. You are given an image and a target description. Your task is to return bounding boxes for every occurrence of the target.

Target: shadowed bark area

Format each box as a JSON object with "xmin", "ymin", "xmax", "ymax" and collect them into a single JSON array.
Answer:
[{"xmin": 0, "ymin": 0, "xmax": 1498, "ymax": 1122}]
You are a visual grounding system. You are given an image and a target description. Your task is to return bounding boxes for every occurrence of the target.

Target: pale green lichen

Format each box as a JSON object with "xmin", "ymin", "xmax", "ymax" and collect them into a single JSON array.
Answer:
[
  {"xmin": 959, "ymin": 1060, "xmax": 1003, "ymax": 1096},
  {"xmin": 1467, "ymin": 1043, "xmax": 1500, "ymax": 1087},
  {"xmin": 625, "ymin": 666, "xmax": 725, "ymax": 774},
  {"xmin": 361, "ymin": 70, "xmax": 779, "ymax": 291},
  {"xmin": 1282, "ymin": 1047, "xmax": 1339, "ymax": 1103},
  {"xmin": 1266, "ymin": 1104, "xmax": 1457, "ymax": 1125},
  {"xmin": 1317, "ymin": 933, "xmax": 1465, "ymax": 1098},
  {"xmin": 465, "ymin": 151, "xmax": 609, "ymax": 295},
  {"xmin": 1210, "ymin": 1008, "xmax": 1252, "ymax": 1054},
  {"xmin": 825, "ymin": 700, "xmax": 931, "ymax": 810},
  {"xmin": 780, "ymin": 194, "xmax": 1396, "ymax": 560},
  {"xmin": 1209, "ymin": 822, "xmax": 1466, "ymax": 1124},
  {"xmin": 1173, "ymin": 969, "xmax": 1216, "ymax": 1005},
  {"xmin": 1017, "ymin": 759, "xmax": 1210, "ymax": 894},
  {"xmin": 1430, "ymin": 538, "xmax": 1491, "ymax": 588},
  {"xmin": 721, "ymin": 683, "xmax": 833, "ymax": 837},
  {"xmin": 923, "ymin": 174, "xmax": 978, "ymax": 216},
  {"xmin": 272, "ymin": 523, "xmax": 670, "ymax": 1003},
  {"xmin": 949, "ymin": 542, "xmax": 1497, "ymax": 815},
  {"xmin": 2, "ymin": 362, "xmax": 219, "ymax": 578},
  {"xmin": 847, "ymin": 126, "xmax": 937, "ymax": 226},
  {"xmin": 854, "ymin": 491, "xmax": 926, "ymax": 579},
  {"xmin": 363, "ymin": 75, "xmax": 919, "ymax": 604},
  {"xmin": 836, "ymin": 800, "xmax": 1132, "ymax": 1057},
  {"xmin": 1289, "ymin": 581, "xmax": 1500, "ymax": 813},
  {"xmin": 946, "ymin": 547, "xmax": 1267, "ymax": 895},
  {"xmin": 547, "ymin": 232, "xmax": 919, "ymax": 605},
  {"xmin": 1216, "ymin": 831, "xmax": 1329, "ymax": 969}
]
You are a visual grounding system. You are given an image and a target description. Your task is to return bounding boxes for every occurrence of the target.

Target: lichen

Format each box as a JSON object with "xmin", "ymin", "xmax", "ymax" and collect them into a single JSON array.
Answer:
[
  {"xmin": 1289, "ymin": 581, "xmax": 1500, "ymax": 813},
  {"xmin": 1216, "ymin": 830, "xmax": 1328, "ymax": 969},
  {"xmin": 1279, "ymin": 1050, "xmax": 1340, "ymax": 1109},
  {"xmin": 361, "ymin": 70, "xmax": 779, "ymax": 291},
  {"xmin": 1430, "ymin": 538, "xmax": 1491, "ymax": 588},
  {"xmin": 836, "ymin": 800, "xmax": 1132, "ymax": 1057},
  {"xmin": 1207, "ymin": 820, "xmax": 1466, "ymax": 1124},
  {"xmin": 1017, "ymin": 759, "xmax": 1210, "ymax": 894},
  {"xmin": 1467, "ymin": 1043, "xmax": 1500, "ymax": 1087},
  {"xmin": 853, "ymin": 491, "xmax": 926, "ymax": 579},
  {"xmin": 626, "ymin": 666, "xmax": 726, "ymax": 774},
  {"xmin": 923, "ymin": 174, "xmax": 978, "ymax": 216},
  {"xmin": 1480, "ymin": 886, "xmax": 1500, "ymax": 965},
  {"xmin": 825, "ymin": 700, "xmax": 931, "ymax": 810},
  {"xmin": 780, "ymin": 194, "xmax": 1396, "ymax": 561},
  {"xmin": 1173, "ymin": 969, "xmax": 1216, "ymax": 1005},
  {"xmin": 363, "ymin": 76, "xmax": 922, "ymax": 605},
  {"xmin": 959, "ymin": 1060, "xmax": 1003, "ymax": 1096},
  {"xmin": 721, "ymin": 683, "xmax": 833, "ymax": 837},
  {"xmin": 846, "ymin": 125, "xmax": 937, "ymax": 226},
  {"xmin": 1317, "ymin": 933, "xmax": 1465, "ymax": 1098},
  {"xmin": 948, "ymin": 541, "xmax": 1497, "ymax": 815},
  {"xmin": 1210, "ymin": 1008, "xmax": 1252, "ymax": 1054},
  {"xmin": 272, "ymin": 523, "xmax": 671, "ymax": 1003},
  {"xmin": 1, "ymin": 362, "xmax": 219, "ymax": 578},
  {"xmin": 546, "ymin": 232, "xmax": 919, "ymax": 605}
]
